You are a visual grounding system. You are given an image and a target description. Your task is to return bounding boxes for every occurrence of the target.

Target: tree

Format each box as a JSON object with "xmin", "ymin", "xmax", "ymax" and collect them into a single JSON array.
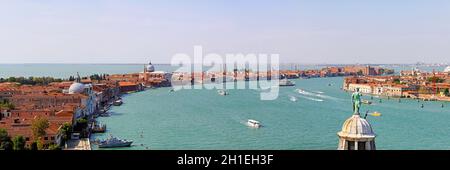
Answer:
[
  {"xmin": 0, "ymin": 102, "xmax": 15, "ymax": 110},
  {"xmin": 30, "ymin": 142, "xmax": 38, "ymax": 150},
  {"xmin": 357, "ymin": 70, "xmax": 363, "ymax": 76},
  {"xmin": 48, "ymin": 143, "xmax": 61, "ymax": 150},
  {"xmin": 443, "ymin": 88, "xmax": 449, "ymax": 96},
  {"xmin": 0, "ymin": 128, "xmax": 12, "ymax": 150},
  {"xmin": 427, "ymin": 77, "xmax": 444, "ymax": 83},
  {"xmin": 12, "ymin": 136, "xmax": 26, "ymax": 150},
  {"xmin": 31, "ymin": 117, "xmax": 49, "ymax": 139},
  {"xmin": 36, "ymin": 139, "xmax": 44, "ymax": 150},
  {"xmin": 59, "ymin": 122, "xmax": 72, "ymax": 142},
  {"xmin": 69, "ymin": 76, "xmax": 75, "ymax": 81}
]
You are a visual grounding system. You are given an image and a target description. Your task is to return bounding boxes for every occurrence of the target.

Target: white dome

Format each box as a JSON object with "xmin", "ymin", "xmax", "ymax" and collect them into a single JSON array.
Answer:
[
  {"xmin": 68, "ymin": 82, "xmax": 85, "ymax": 94},
  {"xmin": 444, "ymin": 66, "xmax": 450, "ymax": 73},
  {"xmin": 147, "ymin": 63, "xmax": 155, "ymax": 72},
  {"xmin": 337, "ymin": 115, "xmax": 376, "ymax": 139}
]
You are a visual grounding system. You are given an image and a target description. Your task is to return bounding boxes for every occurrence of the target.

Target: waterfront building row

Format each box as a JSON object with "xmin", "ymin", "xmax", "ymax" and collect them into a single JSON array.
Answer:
[{"xmin": 343, "ymin": 69, "xmax": 450, "ymax": 101}]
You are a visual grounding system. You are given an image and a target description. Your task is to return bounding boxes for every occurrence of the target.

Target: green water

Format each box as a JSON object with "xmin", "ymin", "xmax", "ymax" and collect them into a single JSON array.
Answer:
[{"xmin": 92, "ymin": 77, "xmax": 450, "ymax": 150}]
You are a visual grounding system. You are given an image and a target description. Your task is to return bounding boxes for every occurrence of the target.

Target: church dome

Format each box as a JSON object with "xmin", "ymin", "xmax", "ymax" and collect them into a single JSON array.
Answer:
[
  {"xmin": 147, "ymin": 62, "xmax": 155, "ymax": 72},
  {"xmin": 338, "ymin": 115, "xmax": 376, "ymax": 139},
  {"xmin": 444, "ymin": 66, "xmax": 450, "ymax": 73},
  {"xmin": 68, "ymin": 82, "xmax": 85, "ymax": 94}
]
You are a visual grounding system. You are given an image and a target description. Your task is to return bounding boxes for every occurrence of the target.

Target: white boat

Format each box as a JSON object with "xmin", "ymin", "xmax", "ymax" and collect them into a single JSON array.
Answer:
[
  {"xmin": 98, "ymin": 135, "xmax": 133, "ymax": 148},
  {"xmin": 362, "ymin": 100, "xmax": 372, "ymax": 105},
  {"xmin": 113, "ymin": 99, "xmax": 123, "ymax": 106},
  {"xmin": 218, "ymin": 90, "xmax": 229, "ymax": 96},
  {"xmin": 279, "ymin": 79, "xmax": 295, "ymax": 86},
  {"xmin": 246, "ymin": 119, "xmax": 261, "ymax": 128}
]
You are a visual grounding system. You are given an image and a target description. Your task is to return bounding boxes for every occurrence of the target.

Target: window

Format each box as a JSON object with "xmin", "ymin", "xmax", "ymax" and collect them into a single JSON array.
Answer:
[
  {"xmin": 358, "ymin": 142, "xmax": 366, "ymax": 150},
  {"xmin": 44, "ymin": 137, "xmax": 48, "ymax": 141},
  {"xmin": 25, "ymin": 137, "xmax": 30, "ymax": 141},
  {"xmin": 51, "ymin": 137, "xmax": 55, "ymax": 140},
  {"xmin": 347, "ymin": 141, "xmax": 355, "ymax": 150}
]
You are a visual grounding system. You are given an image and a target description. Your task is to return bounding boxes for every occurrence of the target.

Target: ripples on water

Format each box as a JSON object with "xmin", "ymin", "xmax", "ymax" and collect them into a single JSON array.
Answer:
[{"xmin": 91, "ymin": 77, "xmax": 450, "ymax": 150}]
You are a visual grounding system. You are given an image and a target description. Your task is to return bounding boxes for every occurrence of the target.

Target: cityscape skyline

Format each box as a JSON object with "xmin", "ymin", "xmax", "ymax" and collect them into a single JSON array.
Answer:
[{"xmin": 0, "ymin": 0, "xmax": 449, "ymax": 64}]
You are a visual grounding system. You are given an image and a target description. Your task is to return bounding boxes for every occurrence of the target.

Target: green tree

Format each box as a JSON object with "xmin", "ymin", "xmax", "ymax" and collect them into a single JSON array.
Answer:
[
  {"xmin": 59, "ymin": 122, "xmax": 72, "ymax": 142},
  {"xmin": 76, "ymin": 118, "xmax": 88, "ymax": 124},
  {"xmin": 12, "ymin": 136, "xmax": 26, "ymax": 150},
  {"xmin": 357, "ymin": 70, "xmax": 363, "ymax": 76},
  {"xmin": 0, "ymin": 102, "xmax": 15, "ymax": 110},
  {"xmin": 427, "ymin": 77, "xmax": 444, "ymax": 83},
  {"xmin": 31, "ymin": 117, "xmax": 49, "ymax": 139},
  {"xmin": 36, "ymin": 139, "xmax": 44, "ymax": 150},
  {"xmin": 0, "ymin": 128, "xmax": 13, "ymax": 150},
  {"xmin": 48, "ymin": 143, "xmax": 61, "ymax": 150}
]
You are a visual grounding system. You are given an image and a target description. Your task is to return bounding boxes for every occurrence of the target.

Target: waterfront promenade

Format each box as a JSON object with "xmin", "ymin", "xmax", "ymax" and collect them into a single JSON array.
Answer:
[{"xmin": 65, "ymin": 138, "xmax": 91, "ymax": 150}]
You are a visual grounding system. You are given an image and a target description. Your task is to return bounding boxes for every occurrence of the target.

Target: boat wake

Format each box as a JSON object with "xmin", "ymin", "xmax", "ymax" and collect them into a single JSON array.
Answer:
[
  {"xmin": 313, "ymin": 91, "xmax": 324, "ymax": 94},
  {"xmin": 296, "ymin": 89, "xmax": 340, "ymax": 101},
  {"xmin": 297, "ymin": 95, "xmax": 324, "ymax": 102},
  {"xmin": 289, "ymin": 95, "xmax": 298, "ymax": 102}
]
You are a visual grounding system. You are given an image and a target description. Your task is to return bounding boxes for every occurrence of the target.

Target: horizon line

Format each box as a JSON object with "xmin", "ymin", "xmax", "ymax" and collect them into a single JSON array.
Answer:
[{"xmin": 0, "ymin": 62, "xmax": 447, "ymax": 65}]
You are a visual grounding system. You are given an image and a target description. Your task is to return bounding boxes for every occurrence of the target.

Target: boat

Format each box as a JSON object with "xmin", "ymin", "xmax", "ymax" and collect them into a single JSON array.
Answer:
[
  {"xmin": 218, "ymin": 89, "xmax": 229, "ymax": 96},
  {"xmin": 92, "ymin": 122, "xmax": 106, "ymax": 133},
  {"xmin": 246, "ymin": 119, "xmax": 261, "ymax": 128},
  {"xmin": 113, "ymin": 99, "xmax": 123, "ymax": 106},
  {"xmin": 370, "ymin": 112, "xmax": 382, "ymax": 117},
  {"xmin": 98, "ymin": 135, "xmax": 133, "ymax": 148},
  {"xmin": 297, "ymin": 89, "xmax": 308, "ymax": 94},
  {"xmin": 279, "ymin": 79, "xmax": 295, "ymax": 86},
  {"xmin": 362, "ymin": 100, "xmax": 372, "ymax": 105}
]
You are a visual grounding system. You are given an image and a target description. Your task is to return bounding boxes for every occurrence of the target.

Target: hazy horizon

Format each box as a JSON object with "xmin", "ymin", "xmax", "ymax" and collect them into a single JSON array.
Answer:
[{"xmin": 1, "ymin": 0, "xmax": 450, "ymax": 64}]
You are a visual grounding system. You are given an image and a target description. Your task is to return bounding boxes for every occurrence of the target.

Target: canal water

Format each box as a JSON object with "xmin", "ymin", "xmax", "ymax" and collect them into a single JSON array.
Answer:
[
  {"xmin": 0, "ymin": 64, "xmax": 448, "ymax": 149},
  {"xmin": 92, "ymin": 77, "xmax": 449, "ymax": 150}
]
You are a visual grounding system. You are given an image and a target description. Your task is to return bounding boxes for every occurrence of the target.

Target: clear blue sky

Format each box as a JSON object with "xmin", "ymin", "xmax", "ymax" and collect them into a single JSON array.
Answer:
[{"xmin": 0, "ymin": 0, "xmax": 449, "ymax": 64}]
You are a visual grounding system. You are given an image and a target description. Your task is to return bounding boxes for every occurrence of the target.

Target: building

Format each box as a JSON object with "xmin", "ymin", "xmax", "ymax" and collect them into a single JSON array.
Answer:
[
  {"xmin": 347, "ymin": 83, "xmax": 373, "ymax": 94},
  {"xmin": 66, "ymin": 74, "xmax": 97, "ymax": 116},
  {"xmin": 0, "ymin": 108, "xmax": 74, "ymax": 148},
  {"xmin": 118, "ymin": 82, "xmax": 143, "ymax": 93},
  {"xmin": 444, "ymin": 66, "xmax": 450, "ymax": 73},
  {"xmin": 139, "ymin": 62, "xmax": 172, "ymax": 87}
]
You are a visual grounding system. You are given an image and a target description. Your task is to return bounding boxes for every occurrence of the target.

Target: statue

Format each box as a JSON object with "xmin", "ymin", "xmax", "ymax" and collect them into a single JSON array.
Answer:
[{"xmin": 351, "ymin": 88, "xmax": 362, "ymax": 115}]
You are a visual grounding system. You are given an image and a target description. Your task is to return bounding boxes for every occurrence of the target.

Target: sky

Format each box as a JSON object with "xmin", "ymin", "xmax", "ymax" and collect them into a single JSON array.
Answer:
[{"xmin": 0, "ymin": 0, "xmax": 449, "ymax": 64}]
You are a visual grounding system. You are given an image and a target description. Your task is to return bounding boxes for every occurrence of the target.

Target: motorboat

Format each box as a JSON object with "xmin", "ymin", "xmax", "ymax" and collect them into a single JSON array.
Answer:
[
  {"xmin": 362, "ymin": 100, "xmax": 372, "ymax": 105},
  {"xmin": 370, "ymin": 112, "xmax": 382, "ymax": 117},
  {"xmin": 98, "ymin": 135, "xmax": 133, "ymax": 148},
  {"xmin": 246, "ymin": 119, "xmax": 261, "ymax": 128},
  {"xmin": 113, "ymin": 99, "xmax": 123, "ymax": 106},
  {"xmin": 218, "ymin": 90, "xmax": 229, "ymax": 96},
  {"xmin": 279, "ymin": 79, "xmax": 295, "ymax": 86},
  {"xmin": 92, "ymin": 122, "xmax": 106, "ymax": 133}
]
